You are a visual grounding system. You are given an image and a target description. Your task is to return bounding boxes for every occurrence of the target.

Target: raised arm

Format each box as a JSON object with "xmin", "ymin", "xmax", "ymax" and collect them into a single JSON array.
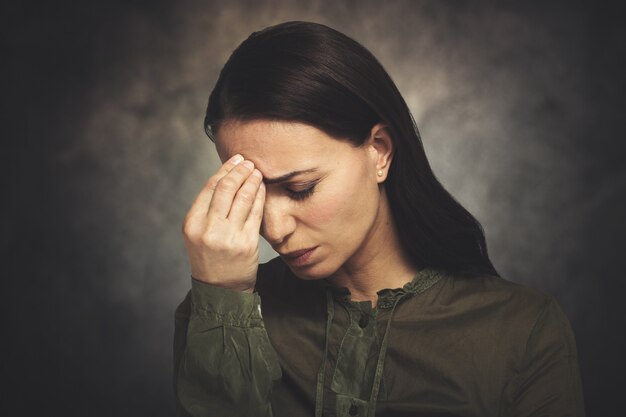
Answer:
[
  {"xmin": 174, "ymin": 154, "xmax": 281, "ymax": 416},
  {"xmin": 173, "ymin": 281, "xmax": 281, "ymax": 416}
]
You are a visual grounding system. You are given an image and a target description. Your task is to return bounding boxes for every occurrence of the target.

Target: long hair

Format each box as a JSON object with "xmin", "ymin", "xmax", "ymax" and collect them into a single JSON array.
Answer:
[{"xmin": 205, "ymin": 21, "xmax": 499, "ymax": 278}]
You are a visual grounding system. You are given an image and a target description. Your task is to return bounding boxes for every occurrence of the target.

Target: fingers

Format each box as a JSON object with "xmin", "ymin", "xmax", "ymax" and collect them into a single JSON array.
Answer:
[
  {"xmin": 207, "ymin": 159, "xmax": 256, "ymax": 220},
  {"xmin": 181, "ymin": 154, "xmax": 263, "ymax": 290},
  {"xmin": 186, "ymin": 154, "xmax": 244, "ymax": 219},
  {"xmin": 228, "ymin": 168, "xmax": 264, "ymax": 224},
  {"xmin": 244, "ymin": 181, "xmax": 265, "ymax": 234}
]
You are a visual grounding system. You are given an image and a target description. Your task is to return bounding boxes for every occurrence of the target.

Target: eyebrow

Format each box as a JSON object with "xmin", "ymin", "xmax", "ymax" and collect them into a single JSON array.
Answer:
[{"xmin": 262, "ymin": 168, "xmax": 319, "ymax": 185}]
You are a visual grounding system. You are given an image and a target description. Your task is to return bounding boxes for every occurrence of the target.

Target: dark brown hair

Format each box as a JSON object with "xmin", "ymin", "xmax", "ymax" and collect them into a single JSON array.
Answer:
[{"xmin": 205, "ymin": 21, "xmax": 499, "ymax": 278}]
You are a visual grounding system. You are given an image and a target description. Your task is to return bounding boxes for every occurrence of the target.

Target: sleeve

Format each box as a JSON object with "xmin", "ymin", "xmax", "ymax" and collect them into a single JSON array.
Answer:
[
  {"xmin": 173, "ymin": 278, "xmax": 282, "ymax": 417},
  {"xmin": 501, "ymin": 297, "xmax": 586, "ymax": 417}
]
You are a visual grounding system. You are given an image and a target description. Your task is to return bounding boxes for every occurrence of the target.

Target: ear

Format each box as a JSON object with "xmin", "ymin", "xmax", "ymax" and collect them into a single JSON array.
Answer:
[{"xmin": 366, "ymin": 123, "xmax": 393, "ymax": 183}]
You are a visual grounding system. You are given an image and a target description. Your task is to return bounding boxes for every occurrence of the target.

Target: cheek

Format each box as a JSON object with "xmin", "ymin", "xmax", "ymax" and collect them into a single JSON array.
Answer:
[
  {"xmin": 304, "ymin": 166, "xmax": 376, "ymax": 234},
  {"xmin": 302, "ymin": 194, "xmax": 341, "ymax": 229}
]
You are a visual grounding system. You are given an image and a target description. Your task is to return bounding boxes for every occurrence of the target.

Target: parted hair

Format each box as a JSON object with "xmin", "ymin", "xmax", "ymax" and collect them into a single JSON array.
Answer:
[{"xmin": 204, "ymin": 21, "xmax": 499, "ymax": 278}]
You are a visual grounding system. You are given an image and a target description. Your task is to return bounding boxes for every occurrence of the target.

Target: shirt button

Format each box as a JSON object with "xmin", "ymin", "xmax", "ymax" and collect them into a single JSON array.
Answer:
[
  {"xmin": 349, "ymin": 404, "xmax": 359, "ymax": 415},
  {"xmin": 358, "ymin": 314, "xmax": 369, "ymax": 328}
]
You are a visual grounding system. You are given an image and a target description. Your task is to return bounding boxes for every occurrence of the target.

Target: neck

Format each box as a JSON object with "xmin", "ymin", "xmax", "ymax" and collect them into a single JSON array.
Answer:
[{"xmin": 327, "ymin": 189, "xmax": 417, "ymax": 307}]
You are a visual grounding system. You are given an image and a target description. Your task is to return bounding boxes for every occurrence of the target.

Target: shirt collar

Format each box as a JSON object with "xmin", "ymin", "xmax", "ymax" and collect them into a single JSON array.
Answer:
[{"xmin": 320, "ymin": 267, "xmax": 446, "ymax": 310}]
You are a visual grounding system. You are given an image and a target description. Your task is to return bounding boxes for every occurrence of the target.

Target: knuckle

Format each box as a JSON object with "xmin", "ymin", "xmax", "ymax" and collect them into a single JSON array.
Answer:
[
  {"xmin": 244, "ymin": 236, "xmax": 257, "ymax": 252},
  {"xmin": 181, "ymin": 220, "xmax": 191, "ymax": 236},
  {"xmin": 182, "ymin": 219, "xmax": 199, "ymax": 239},
  {"xmin": 238, "ymin": 190, "xmax": 255, "ymax": 205},
  {"xmin": 217, "ymin": 176, "xmax": 238, "ymax": 192},
  {"xmin": 206, "ymin": 177, "xmax": 219, "ymax": 191},
  {"xmin": 200, "ymin": 229, "xmax": 220, "ymax": 246},
  {"xmin": 200, "ymin": 230, "xmax": 234, "ymax": 253},
  {"xmin": 243, "ymin": 244, "xmax": 257, "ymax": 258},
  {"xmin": 233, "ymin": 242, "xmax": 253, "ymax": 258}
]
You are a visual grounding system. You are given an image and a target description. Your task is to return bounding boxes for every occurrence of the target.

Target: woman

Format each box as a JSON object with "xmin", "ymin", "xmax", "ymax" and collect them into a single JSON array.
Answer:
[{"xmin": 174, "ymin": 21, "xmax": 585, "ymax": 417}]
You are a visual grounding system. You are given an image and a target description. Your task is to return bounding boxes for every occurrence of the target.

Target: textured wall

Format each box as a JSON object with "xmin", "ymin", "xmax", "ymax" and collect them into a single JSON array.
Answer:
[{"xmin": 4, "ymin": 0, "xmax": 625, "ymax": 415}]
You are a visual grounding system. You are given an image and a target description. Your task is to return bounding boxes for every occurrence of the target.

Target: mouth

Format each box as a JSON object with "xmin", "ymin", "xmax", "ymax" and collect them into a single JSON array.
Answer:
[{"xmin": 279, "ymin": 246, "xmax": 318, "ymax": 266}]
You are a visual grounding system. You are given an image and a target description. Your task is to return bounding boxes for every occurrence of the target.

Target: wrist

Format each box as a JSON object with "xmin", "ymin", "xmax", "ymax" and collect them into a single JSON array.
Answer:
[{"xmin": 191, "ymin": 275, "xmax": 255, "ymax": 293}]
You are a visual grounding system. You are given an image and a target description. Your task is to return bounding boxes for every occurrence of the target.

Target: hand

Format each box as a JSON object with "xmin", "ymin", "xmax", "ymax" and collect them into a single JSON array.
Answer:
[{"xmin": 182, "ymin": 154, "xmax": 265, "ymax": 293}]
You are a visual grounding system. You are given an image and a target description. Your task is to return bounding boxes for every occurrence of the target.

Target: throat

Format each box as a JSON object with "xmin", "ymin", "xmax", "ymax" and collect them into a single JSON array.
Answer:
[{"xmin": 327, "ymin": 187, "xmax": 417, "ymax": 306}]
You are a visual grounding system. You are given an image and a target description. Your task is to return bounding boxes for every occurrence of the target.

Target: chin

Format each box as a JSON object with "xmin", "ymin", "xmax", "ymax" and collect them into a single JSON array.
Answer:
[{"xmin": 285, "ymin": 262, "xmax": 337, "ymax": 281}]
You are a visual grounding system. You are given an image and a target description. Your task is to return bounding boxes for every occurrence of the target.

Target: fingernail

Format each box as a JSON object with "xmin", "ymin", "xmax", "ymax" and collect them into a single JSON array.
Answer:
[
  {"xmin": 252, "ymin": 169, "xmax": 262, "ymax": 178},
  {"xmin": 242, "ymin": 160, "xmax": 254, "ymax": 170},
  {"xmin": 231, "ymin": 154, "xmax": 244, "ymax": 164}
]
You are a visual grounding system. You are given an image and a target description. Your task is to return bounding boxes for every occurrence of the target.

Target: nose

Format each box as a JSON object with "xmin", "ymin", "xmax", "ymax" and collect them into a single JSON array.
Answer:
[{"xmin": 261, "ymin": 196, "xmax": 296, "ymax": 247}]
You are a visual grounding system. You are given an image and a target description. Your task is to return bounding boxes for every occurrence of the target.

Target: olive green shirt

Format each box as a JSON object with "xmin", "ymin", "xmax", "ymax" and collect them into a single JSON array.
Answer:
[{"xmin": 174, "ymin": 257, "xmax": 585, "ymax": 417}]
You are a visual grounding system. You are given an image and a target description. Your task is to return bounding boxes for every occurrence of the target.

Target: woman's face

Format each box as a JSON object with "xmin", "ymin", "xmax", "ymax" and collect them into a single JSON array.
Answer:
[{"xmin": 215, "ymin": 119, "xmax": 389, "ymax": 280}]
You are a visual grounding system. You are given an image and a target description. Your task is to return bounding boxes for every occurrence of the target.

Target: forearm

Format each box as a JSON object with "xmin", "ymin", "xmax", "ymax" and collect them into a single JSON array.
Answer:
[{"xmin": 173, "ymin": 279, "xmax": 282, "ymax": 417}]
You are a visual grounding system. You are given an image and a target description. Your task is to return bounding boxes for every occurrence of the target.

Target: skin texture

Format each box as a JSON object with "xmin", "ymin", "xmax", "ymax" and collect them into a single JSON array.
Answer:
[
  {"xmin": 182, "ymin": 153, "xmax": 266, "ymax": 292},
  {"xmin": 208, "ymin": 120, "xmax": 417, "ymax": 304}
]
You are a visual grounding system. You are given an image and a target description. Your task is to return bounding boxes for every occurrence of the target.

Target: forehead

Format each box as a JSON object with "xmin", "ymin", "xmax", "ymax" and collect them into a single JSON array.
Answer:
[{"xmin": 215, "ymin": 120, "xmax": 351, "ymax": 176}]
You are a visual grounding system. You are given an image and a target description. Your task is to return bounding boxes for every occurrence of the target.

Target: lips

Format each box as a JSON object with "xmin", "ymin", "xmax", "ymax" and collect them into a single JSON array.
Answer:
[
  {"xmin": 281, "ymin": 247, "xmax": 317, "ymax": 258},
  {"xmin": 279, "ymin": 246, "xmax": 318, "ymax": 267}
]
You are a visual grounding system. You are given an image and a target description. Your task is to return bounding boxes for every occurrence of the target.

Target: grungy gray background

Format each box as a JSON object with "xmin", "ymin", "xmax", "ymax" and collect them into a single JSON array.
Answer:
[{"xmin": 3, "ymin": 0, "xmax": 625, "ymax": 416}]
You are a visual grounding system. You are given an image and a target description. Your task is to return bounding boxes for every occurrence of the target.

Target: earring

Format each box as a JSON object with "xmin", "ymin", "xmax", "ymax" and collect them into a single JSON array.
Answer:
[{"xmin": 377, "ymin": 169, "xmax": 384, "ymax": 177}]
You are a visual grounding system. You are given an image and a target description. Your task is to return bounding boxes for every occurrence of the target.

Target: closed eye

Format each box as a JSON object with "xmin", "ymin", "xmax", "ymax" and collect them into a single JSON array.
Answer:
[{"xmin": 287, "ymin": 185, "xmax": 316, "ymax": 201}]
